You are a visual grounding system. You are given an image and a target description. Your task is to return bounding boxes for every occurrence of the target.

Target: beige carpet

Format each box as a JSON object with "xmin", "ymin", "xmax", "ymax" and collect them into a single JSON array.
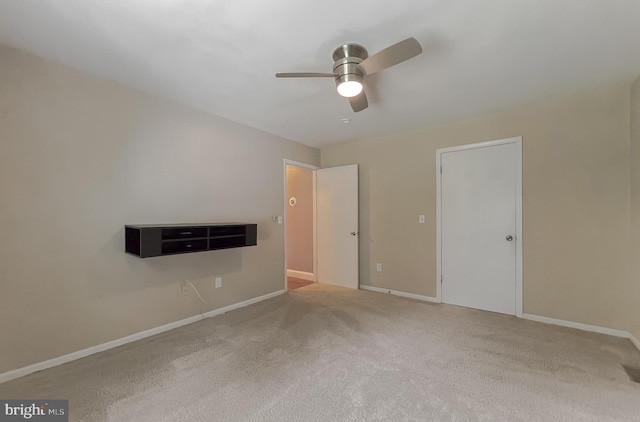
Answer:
[{"xmin": 1, "ymin": 283, "xmax": 639, "ymax": 421}]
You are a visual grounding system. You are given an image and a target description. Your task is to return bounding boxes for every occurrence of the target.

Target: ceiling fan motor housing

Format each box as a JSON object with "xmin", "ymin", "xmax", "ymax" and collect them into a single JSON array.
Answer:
[{"xmin": 332, "ymin": 43, "xmax": 368, "ymax": 88}]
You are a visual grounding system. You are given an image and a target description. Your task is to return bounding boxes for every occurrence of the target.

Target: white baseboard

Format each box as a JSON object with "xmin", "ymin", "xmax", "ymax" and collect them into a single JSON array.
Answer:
[
  {"xmin": 0, "ymin": 289, "xmax": 285, "ymax": 385},
  {"xmin": 359, "ymin": 285, "xmax": 440, "ymax": 304},
  {"xmin": 201, "ymin": 289, "xmax": 284, "ymax": 318},
  {"xmin": 629, "ymin": 334, "xmax": 640, "ymax": 352},
  {"xmin": 287, "ymin": 269, "xmax": 314, "ymax": 281},
  {"xmin": 521, "ymin": 313, "xmax": 631, "ymax": 338}
]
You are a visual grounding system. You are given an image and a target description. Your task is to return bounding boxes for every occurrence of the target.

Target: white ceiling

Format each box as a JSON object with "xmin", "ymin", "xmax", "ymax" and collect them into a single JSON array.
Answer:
[{"xmin": 0, "ymin": 0, "xmax": 639, "ymax": 148}]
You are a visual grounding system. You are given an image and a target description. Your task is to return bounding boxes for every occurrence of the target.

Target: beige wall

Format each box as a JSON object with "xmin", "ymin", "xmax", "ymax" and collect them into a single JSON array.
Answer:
[
  {"xmin": 322, "ymin": 84, "xmax": 632, "ymax": 332},
  {"xmin": 0, "ymin": 45, "xmax": 320, "ymax": 374},
  {"xmin": 286, "ymin": 166, "xmax": 314, "ymax": 273},
  {"xmin": 630, "ymin": 74, "xmax": 640, "ymax": 342}
]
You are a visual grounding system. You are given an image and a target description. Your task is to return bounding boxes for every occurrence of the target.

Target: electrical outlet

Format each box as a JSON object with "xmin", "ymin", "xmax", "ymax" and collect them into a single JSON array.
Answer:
[
  {"xmin": 419, "ymin": 215, "xmax": 425, "ymax": 224},
  {"xmin": 181, "ymin": 282, "xmax": 189, "ymax": 296},
  {"xmin": 376, "ymin": 263, "xmax": 382, "ymax": 272},
  {"xmin": 215, "ymin": 277, "xmax": 222, "ymax": 288}
]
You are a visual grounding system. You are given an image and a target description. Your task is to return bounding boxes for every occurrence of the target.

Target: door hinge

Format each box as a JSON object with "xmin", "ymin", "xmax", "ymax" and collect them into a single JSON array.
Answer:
[
  {"xmin": 440, "ymin": 275, "xmax": 443, "ymax": 283},
  {"xmin": 440, "ymin": 165, "xmax": 442, "ymax": 174}
]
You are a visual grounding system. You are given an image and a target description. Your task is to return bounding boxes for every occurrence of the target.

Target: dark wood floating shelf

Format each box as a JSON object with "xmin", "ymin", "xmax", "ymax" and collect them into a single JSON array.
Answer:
[{"xmin": 125, "ymin": 223, "xmax": 257, "ymax": 258}]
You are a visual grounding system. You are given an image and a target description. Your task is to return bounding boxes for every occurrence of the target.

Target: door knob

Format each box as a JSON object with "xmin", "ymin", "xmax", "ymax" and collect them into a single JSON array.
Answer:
[
  {"xmin": 351, "ymin": 232, "xmax": 357, "ymax": 236},
  {"xmin": 506, "ymin": 235, "xmax": 513, "ymax": 241}
]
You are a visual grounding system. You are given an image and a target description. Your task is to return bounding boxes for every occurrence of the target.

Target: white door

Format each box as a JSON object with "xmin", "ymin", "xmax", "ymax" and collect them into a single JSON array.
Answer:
[
  {"xmin": 317, "ymin": 164, "xmax": 359, "ymax": 289},
  {"xmin": 441, "ymin": 141, "xmax": 518, "ymax": 315}
]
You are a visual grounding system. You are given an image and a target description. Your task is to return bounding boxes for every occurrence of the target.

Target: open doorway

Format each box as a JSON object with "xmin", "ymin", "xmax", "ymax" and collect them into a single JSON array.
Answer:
[
  {"xmin": 283, "ymin": 160, "xmax": 360, "ymax": 292},
  {"xmin": 284, "ymin": 161, "xmax": 317, "ymax": 291}
]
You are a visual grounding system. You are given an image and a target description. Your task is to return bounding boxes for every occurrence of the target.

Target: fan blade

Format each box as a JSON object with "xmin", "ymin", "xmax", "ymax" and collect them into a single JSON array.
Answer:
[
  {"xmin": 349, "ymin": 91, "xmax": 368, "ymax": 112},
  {"xmin": 358, "ymin": 37, "xmax": 422, "ymax": 75},
  {"xmin": 275, "ymin": 72, "xmax": 338, "ymax": 78}
]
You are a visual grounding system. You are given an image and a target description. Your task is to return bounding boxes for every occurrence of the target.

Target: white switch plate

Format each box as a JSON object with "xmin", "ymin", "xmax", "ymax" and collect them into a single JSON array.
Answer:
[
  {"xmin": 419, "ymin": 215, "xmax": 425, "ymax": 224},
  {"xmin": 277, "ymin": 216, "xmax": 283, "ymax": 225},
  {"xmin": 376, "ymin": 263, "xmax": 382, "ymax": 272},
  {"xmin": 215, "ymin": 277, "xmax": 222, "ymax": 288}
]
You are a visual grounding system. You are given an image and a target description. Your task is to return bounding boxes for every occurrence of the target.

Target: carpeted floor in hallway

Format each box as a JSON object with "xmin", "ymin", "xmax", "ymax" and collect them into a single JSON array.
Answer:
[
  {"xmin": 287, "ymin": 276, "xmax": 314, "ymax": 291},
  {"xmin": 1, "ymin": 283, "xmax": 639, "ymax": 421}
]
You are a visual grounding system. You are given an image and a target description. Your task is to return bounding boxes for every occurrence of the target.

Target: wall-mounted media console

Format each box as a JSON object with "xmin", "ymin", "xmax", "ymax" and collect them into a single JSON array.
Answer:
[{"xmin": 125, "ymin": 223, "xmax": 257, "ymax": 258}]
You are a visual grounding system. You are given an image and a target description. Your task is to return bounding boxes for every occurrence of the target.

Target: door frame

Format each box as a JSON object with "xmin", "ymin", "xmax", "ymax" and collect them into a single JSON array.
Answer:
[
  {"xmin": 283, "ymin": 159, "xmax": 319, "ymax": 291},
  {"xmin": 435, "ymin": 136, "xmax": 523, "ymax": 316}
]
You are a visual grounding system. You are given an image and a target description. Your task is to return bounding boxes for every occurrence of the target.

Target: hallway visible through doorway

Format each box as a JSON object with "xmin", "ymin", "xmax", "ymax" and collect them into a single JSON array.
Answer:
[{"xmin": 285, "ymin": 162, "xmax": 316, "ymax": 291}]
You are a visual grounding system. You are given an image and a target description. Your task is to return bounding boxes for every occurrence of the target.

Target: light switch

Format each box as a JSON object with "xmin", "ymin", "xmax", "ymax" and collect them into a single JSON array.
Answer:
[
  {"xmin": 277, "ymin": 216, "xmax": 283, "ymax": 225},
  {"xmin": 419, "ymin": 215, "xmax": 425, "ymax": 224}
]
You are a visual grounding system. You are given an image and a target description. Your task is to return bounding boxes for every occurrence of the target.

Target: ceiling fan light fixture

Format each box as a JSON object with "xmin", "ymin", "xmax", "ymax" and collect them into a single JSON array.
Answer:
[
  {"xmin": 337, "ymin": 80, "xmax": 363, "ymax": 97},
  {"xmin": 335, "ymin": 72, "xmax": 364, "ymax": 98}
]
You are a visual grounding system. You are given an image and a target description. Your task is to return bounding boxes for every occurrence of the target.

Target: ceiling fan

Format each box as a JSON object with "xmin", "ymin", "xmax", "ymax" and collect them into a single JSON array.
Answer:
[{"xmin": 276, "ymin": 37, "xmax": 422, "ymax": 112}]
